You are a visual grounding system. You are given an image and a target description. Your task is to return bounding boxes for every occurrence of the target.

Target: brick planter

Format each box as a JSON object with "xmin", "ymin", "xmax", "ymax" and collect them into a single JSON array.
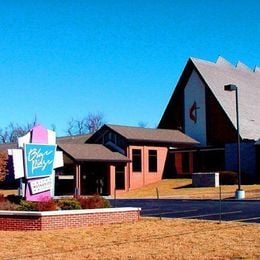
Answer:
[{"xmin": 0, "ymin": 207, "xmax": 141, "ymax": 231}]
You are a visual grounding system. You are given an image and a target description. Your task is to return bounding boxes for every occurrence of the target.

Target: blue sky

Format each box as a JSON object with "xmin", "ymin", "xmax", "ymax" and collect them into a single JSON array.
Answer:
[{"xmin": 0, "ymin": 0, "xmax": 259, "ymax": 136}]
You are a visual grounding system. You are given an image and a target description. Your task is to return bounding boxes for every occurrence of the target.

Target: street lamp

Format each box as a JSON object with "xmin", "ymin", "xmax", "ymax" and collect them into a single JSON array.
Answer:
[{"xmin": 224, "ymin": 84, "xmax": 245, "ymax": 199}]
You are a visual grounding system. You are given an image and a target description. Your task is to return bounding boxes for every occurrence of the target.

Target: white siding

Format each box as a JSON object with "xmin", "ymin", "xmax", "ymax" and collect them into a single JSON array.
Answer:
[{"xmin": 184, "ymin": 70, "xmax": 207, "ymax": 145}]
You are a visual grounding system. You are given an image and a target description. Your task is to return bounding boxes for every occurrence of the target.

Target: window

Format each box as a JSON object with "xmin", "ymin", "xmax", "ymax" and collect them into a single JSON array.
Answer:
[
  {"xmin": 182, "ymin": 152, "xmax": 190, "ymax": 173},
  {"xmin": 149, "ymin": 150, "xmax": 157, "ymax": 172},
  {"xmin": 132, "ymin": 149, "xmax": 142, "ymax": 172},
  {"xmin": 104, "ymin": 131, "xmax": 116, "ymax": 144},
  {"xmin": 115, "ymin": 165, "xmax": 125, "ymax": 189}
]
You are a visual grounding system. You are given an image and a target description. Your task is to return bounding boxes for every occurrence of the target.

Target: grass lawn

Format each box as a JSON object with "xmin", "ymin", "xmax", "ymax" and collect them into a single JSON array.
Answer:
[
  {"xmin": 1, "ymin": 179, "xmax": 260, "ymax": 200},
  {"xmin": 118, "ymin": 179, "xmax": 260, "ymax": 199},
  {"xmin": 0, "ymin": 218, "xmax": 259, "ymax": 259}
]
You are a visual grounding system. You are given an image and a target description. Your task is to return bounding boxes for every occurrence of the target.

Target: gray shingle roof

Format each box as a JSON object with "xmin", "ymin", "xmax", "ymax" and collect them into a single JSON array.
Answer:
[
  {"xmin": 106, "ymin": 124, "xmax": 199, "ymax": 145},
  {"xmin": 191, "ymin": 57, "xmax": 260, "ymax": 140},
  {"xmin": 0, "ymin": 143, "xmax": 16, "ymax": 152},
  {"xmin": 58, "ymin": 143, "xmax": 129, "ymax": 162},
  {"xmin": 57, "ymin": 134, "xmax": 91, "ymax": 144}
]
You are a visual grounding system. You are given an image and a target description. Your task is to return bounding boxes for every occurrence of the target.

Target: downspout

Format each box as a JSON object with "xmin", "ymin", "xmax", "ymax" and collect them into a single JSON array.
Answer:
[
  {"xmin": 75, "ymin": 163, "xmax": 81, "ymax": 195},
  {"xmin": 143, "ymin": 145, "xmax": 145, "ymax": 186},
  {"xmin": 127, "ymin": 146, "xmax": 131, "ymax": 191}
]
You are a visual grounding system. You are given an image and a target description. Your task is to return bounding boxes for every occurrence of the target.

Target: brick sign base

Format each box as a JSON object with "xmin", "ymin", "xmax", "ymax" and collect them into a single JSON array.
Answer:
[{"xmin": 0, "ymin": 207, "xmax": 141, "ymax": 231}]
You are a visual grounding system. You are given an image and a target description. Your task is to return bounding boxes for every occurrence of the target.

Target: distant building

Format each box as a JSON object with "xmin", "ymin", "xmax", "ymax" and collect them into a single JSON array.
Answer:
[{"xmin": 159, "ymin": 57, "xmax": 260, "ymax": 183}]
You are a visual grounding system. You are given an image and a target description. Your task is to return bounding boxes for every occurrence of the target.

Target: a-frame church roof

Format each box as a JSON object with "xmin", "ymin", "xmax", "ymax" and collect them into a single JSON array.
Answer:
[{"xmin": 159, "ymin": 57, "xmax": 260, "ymax": 141}]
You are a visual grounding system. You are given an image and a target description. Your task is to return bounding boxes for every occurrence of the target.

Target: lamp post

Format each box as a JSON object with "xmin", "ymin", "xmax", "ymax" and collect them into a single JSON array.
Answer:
[{"xmin": 224, "ymin": 84, "xmax": 245, "ymax": 199}]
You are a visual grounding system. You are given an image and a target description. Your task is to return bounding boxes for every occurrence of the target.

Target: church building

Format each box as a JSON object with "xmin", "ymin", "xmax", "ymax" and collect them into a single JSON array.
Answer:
[{"xmin": 159, "ymin": 57, "xmax": 260, "ymax": 183}]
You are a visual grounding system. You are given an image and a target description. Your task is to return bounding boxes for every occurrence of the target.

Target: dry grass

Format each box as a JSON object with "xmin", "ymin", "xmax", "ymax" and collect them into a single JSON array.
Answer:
[
  {"xmin": 1, "ymin": 179, "xmax": 260, "ymax": 200},
  {"xmin": 118, "ymin": 179, "xmax": 260, "ymax": 199},
  {"xmin": 0, "ymin": 181, "xmax": 259, "ymax": 259},
  {"xmin": 0, "ymin": 218, "xmax": 259, "ymax": 259},
  {"xmin": 0, "ymin": 189, "xmax": 18, "ymax": 196}
]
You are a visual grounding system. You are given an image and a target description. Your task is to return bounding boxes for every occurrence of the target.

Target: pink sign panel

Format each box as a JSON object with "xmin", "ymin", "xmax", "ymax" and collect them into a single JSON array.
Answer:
[{"xmin": 25, "ymin": 125, "xmax": 53, "ymax": 201}]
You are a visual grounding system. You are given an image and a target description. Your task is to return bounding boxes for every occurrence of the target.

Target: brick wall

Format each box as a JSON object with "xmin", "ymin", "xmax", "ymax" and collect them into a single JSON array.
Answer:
[
  {"xmin": 0, "ymin": 207, "xmax": 140, "ymax": 231},
  {"xmin": 127, "ymin": 145, "xmax": 168, "ymax": 190}
]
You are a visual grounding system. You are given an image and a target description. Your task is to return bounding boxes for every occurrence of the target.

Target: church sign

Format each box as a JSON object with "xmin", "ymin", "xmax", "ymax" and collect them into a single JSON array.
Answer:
[
  {"xmin": 8, "ymin": 125, "xmax": 63, "ymax": 201},
  {"xmin": 24, "ymin": 144, "xmax": 56, "ymax": 179}
]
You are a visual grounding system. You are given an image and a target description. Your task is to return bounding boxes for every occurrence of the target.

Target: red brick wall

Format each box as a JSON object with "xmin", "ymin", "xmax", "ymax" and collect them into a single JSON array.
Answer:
[
  {"xmin": 0, "ymin": 208, "xmax": 140, "ymax": 231},
  {"xmin": 175, "ymin": 153, "xmax": 182, "ymax": 173},
  {"xmin": 173, "ymin": 152, "xmax": 194, "ymax": 174},
  {"xmin": 0, "ymin": 215, "xmax": 41, "ymax": 231},
  {"xmin": 127, "ymin": 145, "xmax": 168, "ymax": 190}
]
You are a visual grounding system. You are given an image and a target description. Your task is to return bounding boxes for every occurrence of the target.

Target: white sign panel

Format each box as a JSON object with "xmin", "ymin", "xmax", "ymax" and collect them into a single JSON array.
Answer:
[
  {"xmin": 29, "ymin": 177, "xmax": 52, "ymax": 194},
  {"xmin": 54, "ymin": 151, "xmax": 64, "ymax": 168},
  {"xmin": 8, "ymin": 149, "xmax": 25, "ymax": 179}
]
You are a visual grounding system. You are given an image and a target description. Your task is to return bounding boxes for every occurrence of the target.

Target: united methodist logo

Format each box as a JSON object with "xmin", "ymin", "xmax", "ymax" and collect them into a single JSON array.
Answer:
[{"xmin": 189, "ymin": 101, "xmax": 200, "ymax": 123}]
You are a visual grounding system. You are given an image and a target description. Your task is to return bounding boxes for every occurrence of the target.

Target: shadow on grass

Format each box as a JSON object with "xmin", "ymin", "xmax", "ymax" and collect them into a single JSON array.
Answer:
[{"xmin": 173, "ymin": 184, "xmax": 193, "ymax": 189}]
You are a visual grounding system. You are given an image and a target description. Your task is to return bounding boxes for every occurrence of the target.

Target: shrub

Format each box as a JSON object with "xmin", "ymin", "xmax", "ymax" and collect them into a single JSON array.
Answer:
[
  {"xmin": 57, "ymin": 198, "xmax": 81, "ymax": 210},
  {"xmin": 0, "ymin": 195, "xmax": 111, "ymax": 211},
  {"xmin": 0, "ymin": 200, "xmax": 18, "ymax": 210},
  {"xmin": 0, "ymin": 194, "xmax": 5, "ymax": 203},
  {"xmin": 17, "ymin": 199, "xmax": 58, "ymax": 211},
  {"xmin": 17, "ymin": 200, "xmax": 36, "ymax": 211},
  {"xmin": 77, "ymin": 195, "xmax": 111, "ymax": 209},
  {"xmin": 34, "ymin": 199, "xmax": 57, "ymax": 211},
  {"xmin": 6, "ymin": 194, "xmax": 22, "ymax": 204},
  {"xmin": 219, "ymin": 171, "xmax": 238, "ymax": 185}
]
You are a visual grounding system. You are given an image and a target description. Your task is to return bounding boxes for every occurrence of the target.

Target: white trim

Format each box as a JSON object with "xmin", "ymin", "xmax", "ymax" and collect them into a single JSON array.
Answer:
[
  {"xmin": 58, "ymin": 175, "xmax": 74, "ymax": 180},
  {"xmin": 0, "ymin": 207, "xmax": 141, "ymax": 217}
]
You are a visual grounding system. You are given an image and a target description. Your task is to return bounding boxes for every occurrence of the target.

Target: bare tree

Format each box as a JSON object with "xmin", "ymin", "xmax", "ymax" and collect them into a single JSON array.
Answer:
[
  {"xmin": 0, "ymin": 117, "xmax": 38, "ymax": 144},
  {"xmin": 50, "ymin": 124, "xmax": 56, "ymax": 132},
  {"xmin": 0, "ymin": 128, "xmax": 9, "ymax": 143},
  {"xmin": 138, "ymin": 121, "xmax": 148, "ymax": 128},
  {"xmin": 0, "ymin": 151, "xmax": 8, "ymax": 181},
  {"xmin": 85, "ymin": 113, "xmax": 103, "ymax": 133},
  {"xmin": 66, "ymin": 113, "xmax": 104, "ymax": 136}
]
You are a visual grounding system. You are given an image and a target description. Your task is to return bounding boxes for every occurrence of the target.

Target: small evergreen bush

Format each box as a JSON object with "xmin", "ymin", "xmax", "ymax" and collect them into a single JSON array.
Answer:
[
  {"xmin": 17, "ymin": 200, "xmax": 36, "ymax": 211},
  {"xmin": 57, "ymin": 198, "xmax": 81, "ymax": 210}
]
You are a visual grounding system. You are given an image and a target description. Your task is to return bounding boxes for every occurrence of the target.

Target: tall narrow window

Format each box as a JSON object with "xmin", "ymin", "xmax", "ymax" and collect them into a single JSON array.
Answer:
[
  {"xmin": 115, "ymin": 165, "xmax": 125, "ymax": 189},
  {"xmin": 182, "ymin": 152, "xmax": 190, "ymax": 173},
  {"xmin": 132, "ymin": 149, "xmax": 142, "ymax": 172},
  {"xmin": 149, "ymin": 150, "xmax": 157, "ymax": 172}
]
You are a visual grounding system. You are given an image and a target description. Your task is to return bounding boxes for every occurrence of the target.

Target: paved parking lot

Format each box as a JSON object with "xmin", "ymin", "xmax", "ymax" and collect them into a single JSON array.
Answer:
[{"xmin": 110, "ymin": 199, "xmax": 260, "ymax": 223}]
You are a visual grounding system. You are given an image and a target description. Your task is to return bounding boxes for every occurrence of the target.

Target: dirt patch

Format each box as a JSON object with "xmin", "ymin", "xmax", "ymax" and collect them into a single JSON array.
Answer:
[{"xmin": 0, "ymin": 218, "xmax": 259, "ymax": 259}]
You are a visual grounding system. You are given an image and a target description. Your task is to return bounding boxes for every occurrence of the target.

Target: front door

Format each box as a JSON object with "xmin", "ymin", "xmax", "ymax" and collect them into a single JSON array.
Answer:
[{"xmin": 80, "ymin": 163, "xmax": 108, "ymax": 195}]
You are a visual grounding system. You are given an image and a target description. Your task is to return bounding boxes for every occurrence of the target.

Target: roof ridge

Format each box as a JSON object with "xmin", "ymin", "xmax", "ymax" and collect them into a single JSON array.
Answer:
[
  {"xmin": 58, "ymin": 133, "xmax": 90, "ymax": 139},
  {"xmin": 106, "ymin": 124, "xmax": 183, "ymax": 132},
  {"xmin": 216, "ymin": 56, "xmax": 234, "ymax": 68},
  {"xmin": 190, "ymin": 56, "xmax": 216, "ymax": 66},
  {"xmin": 106, "ymin": 123, "xmax": 156, "ymax": 130},
  {"xmin": 236, "ymin": 61, "xmax": 253, "ymax": 73},
  {"xmin": 254, "ymin": 66, "xmax": 260, "ymax": 73}
]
